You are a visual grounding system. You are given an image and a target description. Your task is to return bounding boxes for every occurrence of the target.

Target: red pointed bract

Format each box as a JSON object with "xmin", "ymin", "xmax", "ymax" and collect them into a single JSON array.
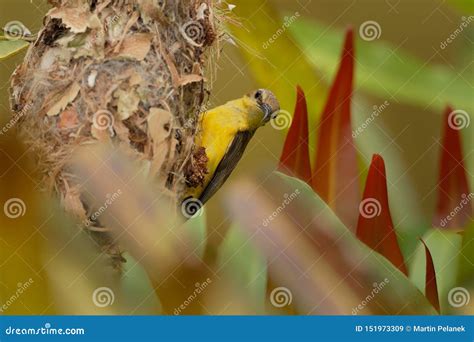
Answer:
[
  {"xmin": 356, "ymin": 154, "xmax": 408, "ymax": 275},
  {"xmin": 279, "ymin": 86, "xmax": 312, "ymax": 184},
  {"xmin": 433, "ymin": 106, "xmax": 472, "ymax": 229},
  {"xmin": 312, "ymin": 28, "xmax": 359, "ymax": 230},
  {"xmin": 421, "ymin": 239, "xmax": 440, "ymax": 312}
]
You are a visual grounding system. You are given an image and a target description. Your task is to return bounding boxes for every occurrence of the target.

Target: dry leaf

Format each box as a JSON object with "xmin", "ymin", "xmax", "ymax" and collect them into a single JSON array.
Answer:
[
  {"xmin": 58, "ymin": 107, "xmax": 79, "ymax": 129},
  {"xmin": 46, "ymin": 82, "xmax": 81, "ymax": 117},
  {"xmin": 118, "ymin": 33, "xmax": 153, "ymax": 61},
  {"xmin": 148, "ymin": 108, "xmax": 172, "ymax": 176},
  {"xmin": 49, "ymin": 5, "xmax": 100, "ymax": 33}
]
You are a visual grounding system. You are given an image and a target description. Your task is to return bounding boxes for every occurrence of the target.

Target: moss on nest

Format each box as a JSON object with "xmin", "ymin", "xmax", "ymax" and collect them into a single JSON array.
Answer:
[{"xmin": 9, "ymin": 0, "xmax": 226, "ymax": 268}]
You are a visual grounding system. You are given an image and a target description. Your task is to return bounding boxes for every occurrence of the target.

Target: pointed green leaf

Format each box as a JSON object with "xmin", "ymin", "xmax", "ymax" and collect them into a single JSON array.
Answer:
[
  {"xmin": 0, "ymin": 39, "xmax": 29, "ymax": 59},
  {"xmin": 217, "ymin": 224, "xmax": 267, "ymax": 314}
]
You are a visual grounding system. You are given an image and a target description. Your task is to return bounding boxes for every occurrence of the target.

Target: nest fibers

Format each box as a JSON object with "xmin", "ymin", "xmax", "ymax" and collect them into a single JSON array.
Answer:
[{"xmin": 9, "ymin": 0, "xmax": 225, "ymax": 267}]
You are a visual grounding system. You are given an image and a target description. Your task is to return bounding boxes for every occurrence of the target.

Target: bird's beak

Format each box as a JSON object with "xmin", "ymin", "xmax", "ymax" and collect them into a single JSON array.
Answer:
[{"xmin": 261, "ymin": 103, "xmax": 275, "ymax": 123}]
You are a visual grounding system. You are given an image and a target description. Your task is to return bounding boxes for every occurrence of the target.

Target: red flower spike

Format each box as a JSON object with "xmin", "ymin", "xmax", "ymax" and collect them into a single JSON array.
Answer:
[
  {"xmin": 420, "ymin": 239, "xmax": 440, "ymax": 313},
  {"xmin": 312, "ymin": 28, "xmax": 359, "ymax": 230},
  {"xmin": 278, "ymin": 86, "xmax": 312, "ymax": 184},
  {"xmin": 356, "ymin": 154, "xmax": 408, "ymax": 275},
  {"xmin": 433, "ymin": 106, "xmax": 472, "ymax": 229}
]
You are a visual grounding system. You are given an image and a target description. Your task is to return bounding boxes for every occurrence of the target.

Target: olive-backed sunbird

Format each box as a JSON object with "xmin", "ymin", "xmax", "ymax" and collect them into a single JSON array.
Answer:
[{"xmin": 184, "ymin": 89, "xmax": 280, "ymax": 209}]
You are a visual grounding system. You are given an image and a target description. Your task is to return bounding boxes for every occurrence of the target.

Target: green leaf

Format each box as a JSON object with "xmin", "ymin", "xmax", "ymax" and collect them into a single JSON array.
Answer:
[
  {"xmin": 225, "ymin": 172, "xmax": 437, "ymax": 314},
  {"xmin": 457, "ymin": 221, "xmax": 474, "ymax": 285},
  {"xmin": 0, "ymin": 39, "xmax": 29, "ymax": 59},
  {"xmin": 289, "ymin": 18, "xmax": 474, "ymax": 113},
  {"xmin": 121, "ymin": 253, "xmax": 162, "ymax": 314},
  {"xmin": 182, "ymin": 207, "xmax": 208, "ymax": 260},
  {"xmin": 216, "ymin": 224, "xmax": 267, "ymax": 314},
  {"xmin": 409, "ymin": 229, "xmax": 463, "ymax": 313}
]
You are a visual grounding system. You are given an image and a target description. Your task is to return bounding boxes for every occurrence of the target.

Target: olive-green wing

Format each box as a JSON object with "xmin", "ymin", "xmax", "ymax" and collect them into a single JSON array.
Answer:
[{"xmin": 199, "ymin": 130, "xmax": 255, "ymax": 205}]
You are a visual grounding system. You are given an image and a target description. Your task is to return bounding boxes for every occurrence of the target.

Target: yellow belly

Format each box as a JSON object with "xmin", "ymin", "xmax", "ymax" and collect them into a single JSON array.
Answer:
[{"xmin": 187, "ymin": 101, "xmax": 247, "ymax": 199}]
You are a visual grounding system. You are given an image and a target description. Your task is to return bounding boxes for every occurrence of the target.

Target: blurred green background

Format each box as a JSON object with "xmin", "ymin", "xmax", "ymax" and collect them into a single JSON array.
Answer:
[{"xmin": 0, "ymin": 0, "xmax": 472, "ymax": 315}]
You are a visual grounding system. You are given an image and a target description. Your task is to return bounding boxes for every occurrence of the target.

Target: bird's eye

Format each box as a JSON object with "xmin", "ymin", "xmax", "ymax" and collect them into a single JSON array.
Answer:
[{"xmin": 254, "ymin": 90, "xmax": 262, "ymax": 100}]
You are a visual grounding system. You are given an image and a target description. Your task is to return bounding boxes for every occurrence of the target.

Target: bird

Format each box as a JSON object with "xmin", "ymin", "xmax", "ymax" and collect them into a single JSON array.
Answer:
[{"xmin": 182, "ymin": 89, "xmax": 280, "ymax": 216}]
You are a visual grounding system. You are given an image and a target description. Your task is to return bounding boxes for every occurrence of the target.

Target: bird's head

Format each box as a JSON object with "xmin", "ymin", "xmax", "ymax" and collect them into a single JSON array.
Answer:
[{"xmin": 245, "ymin": 89, "xmax": 280, "ymax": 127}]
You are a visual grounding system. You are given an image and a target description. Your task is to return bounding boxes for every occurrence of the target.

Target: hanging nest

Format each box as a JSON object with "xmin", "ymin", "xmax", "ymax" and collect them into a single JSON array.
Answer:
[{"xmin": 9, "ymin": 0, "xmax": 226, "ymax": 268}]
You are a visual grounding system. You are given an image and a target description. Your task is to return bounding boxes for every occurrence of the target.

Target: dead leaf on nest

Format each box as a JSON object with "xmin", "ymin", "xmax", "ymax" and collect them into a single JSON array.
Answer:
[
  {"xmin": 117, "ymin": 33, "xmax": 153, "ymax": 61},
  {"xmin": 49, "ymin": 5, "xmax": 100, "ymax": 33},
  {"xmin": 46, "ymin": 82, "xmax": 81, "ymax": 117},
  {"xmin": 113, "ymin": 88, "xmax": 140, "ymax": 120},
  {"xmin": 58, "ymin": 107, "xmax": 79, "ymax": 129},
  {"xmin": 113, "ymin": 120, "xmax": 131, "ymax": 144},
  {"xmin": 148, "ymin": 108, "xmax": 172, "ymax": 176},
  {"xmin": 178, "ymin": 74, "xmax": 204, "ymax": 87}
]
